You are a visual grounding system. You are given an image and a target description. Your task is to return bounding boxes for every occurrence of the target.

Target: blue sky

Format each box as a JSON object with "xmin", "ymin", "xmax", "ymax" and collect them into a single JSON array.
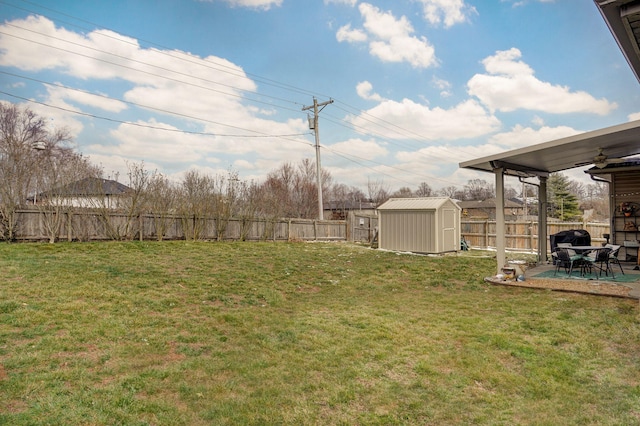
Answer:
[{"xmin": 1, "ymin": 0, "xmax": 639, "ymax": 193}]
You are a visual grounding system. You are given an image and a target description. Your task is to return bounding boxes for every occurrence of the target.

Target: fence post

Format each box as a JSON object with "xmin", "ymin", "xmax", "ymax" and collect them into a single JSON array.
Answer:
[
  {"xmin": 529, "ymin": 220, "xmax": 534, "ymax": 251},
  {"xmin": 484, "ymin": 220, "xmax": 489, "ymax": 248},
  {"xmin": 139, "ymin": 213, "xmax": 143, "ymax": 242},
  {"xmin": 67, "ymin": 211, "xmax": 72, "ymax": 242}
]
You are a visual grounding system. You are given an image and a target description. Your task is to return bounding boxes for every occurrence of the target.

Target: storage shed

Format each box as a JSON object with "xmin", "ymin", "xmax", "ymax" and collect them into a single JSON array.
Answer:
[{"xmin": 376, "ymin": 197, "xmax": 461, "ymax": 254}]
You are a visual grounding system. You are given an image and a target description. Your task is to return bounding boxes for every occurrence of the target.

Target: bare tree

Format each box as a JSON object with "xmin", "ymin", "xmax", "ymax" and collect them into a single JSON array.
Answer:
[
  {"xmin": 567, "ymin": 180, "xmax": 586, "ymax": 200},
  {"xmin": 121, "ymin": 161, "xmax": 150, "ymax": 239},
  {"xmin": 463, "ymin": 178, "xmax": 494, "ymax": 201},
  {"xmin": 390, "ymin": 186, "xmax": 413, "ymax": 198},
  {"xmin": 258, "ymin": 159, "xmax": 332, "ymax": 220},
  {"xmin": 367, "ymin": 178, "xmax": 389, "ymax": 207},
  {"xmin": 35, "ymin": 145, "xmax": 100, "ymax": 243},
  {"xmin": 235, "ymin": 179, "xmax": 261, "ymax": 241},
  {"xmin": 583, "ymin": 180, "xmax": 610, "ymax": 221},
  {"xmin": 0, "ymin": 103, "xmax": 71, "ymax": 240},
  {"xmin": 145, "ymin": 171, "xmax": 177, "ymax": 241},
  {"xmin": 211, "ymin": 169, "xmax": 242, "ymax": 241},
  {"xmin": 438, "ymin": 185, "xmax": 463, "ymax": 199},
  {"xmin": 415, "ymin": 182, "xmax": 432, "ymax": 197},
  {"xmin": 504, "ymin": 185, "xmax": 518, "ymax": 200},
  {"xmin": 177, "ymin": 170, "xmax": 217, "ymax": 240},
  {"xmin": 90, "ymin": 161, "xmax": 150, "ymax": 240}
]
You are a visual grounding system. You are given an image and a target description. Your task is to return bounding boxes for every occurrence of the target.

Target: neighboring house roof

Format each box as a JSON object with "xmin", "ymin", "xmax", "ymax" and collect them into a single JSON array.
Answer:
[
  {"xmin": 457, "ymin": 198, "xmax": 523, "ymax": 210},
  {"xmin": 41, "ymin": 177, "xmax": 131, "ymax": 197},
  {"xmin": 324, "ymin": 200, "xmax": 376, "ymax": 210},
  {"xmin": 377, "ymin": 197, "xmax": 459, "ymax": 211}
]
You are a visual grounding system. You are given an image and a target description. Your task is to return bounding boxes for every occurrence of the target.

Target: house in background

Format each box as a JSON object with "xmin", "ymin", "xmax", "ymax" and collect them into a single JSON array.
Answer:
[
  {"xmin": 457, "ymin": 198, "xmax": 524, "ymax": 220},
  {"xmin": 323, "ymin": 200, "xmax": 376, "ymax": 220},
  {"xmin": 33, "ymin": 177, "xmax": 132, "ymax": 209}
]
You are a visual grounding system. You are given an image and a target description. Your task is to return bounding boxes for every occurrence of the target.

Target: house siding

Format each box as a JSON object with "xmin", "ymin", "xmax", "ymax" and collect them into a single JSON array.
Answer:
[{"xmin": 612, "ymin": 170, "xmax": 640, "ymax": 261}]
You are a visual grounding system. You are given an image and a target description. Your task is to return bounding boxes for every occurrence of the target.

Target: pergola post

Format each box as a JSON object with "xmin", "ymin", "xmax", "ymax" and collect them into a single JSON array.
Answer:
[
  {"xmin": 494, "ymin": 167, "xmax": 506, "ymax": 274},
  {"xmin": 538, "ymin": 176, "xmax": 548, "ymax": 264}
]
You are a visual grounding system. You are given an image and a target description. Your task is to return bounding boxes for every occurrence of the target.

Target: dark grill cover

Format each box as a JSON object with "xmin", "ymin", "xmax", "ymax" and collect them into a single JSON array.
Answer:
[{"xmin": 550, "ymin": 229, "xmax": 591, "ymax": 264}]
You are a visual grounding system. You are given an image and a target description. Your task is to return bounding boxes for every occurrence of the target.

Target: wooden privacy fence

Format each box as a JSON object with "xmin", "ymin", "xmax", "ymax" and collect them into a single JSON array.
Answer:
[
  {"xmin": 9, "ymin": 210, "xmax": 347, "ymax": 242},
  {"xmin": 6, "ymin": 209, "xmax": 610, "ymax": 252},
  {"xmin": 461, "ymin": 220, "xmax": 611, "ymax": 252}
]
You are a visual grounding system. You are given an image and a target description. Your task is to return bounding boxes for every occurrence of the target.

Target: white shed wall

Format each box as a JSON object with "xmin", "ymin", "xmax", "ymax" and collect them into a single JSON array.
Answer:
[{"xmin": 377, "ymin": 197, "xmax": 460, "ymax": 254}]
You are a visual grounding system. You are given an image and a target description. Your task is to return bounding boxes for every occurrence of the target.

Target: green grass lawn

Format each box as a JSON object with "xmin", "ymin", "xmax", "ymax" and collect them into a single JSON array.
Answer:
[{"xmin": 1, "ymin": 241, "xmax": 639, "ymax": 425}]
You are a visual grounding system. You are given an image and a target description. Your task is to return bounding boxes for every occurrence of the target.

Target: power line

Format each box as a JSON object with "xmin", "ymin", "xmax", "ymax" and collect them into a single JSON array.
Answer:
[
  {"xmin": 1, "ymin": 0, "xmax": 326, "ymax": 101},
  {"xmin": 0, "ymin": 28, "xmax": 307, "ymax": 116},
  {"xmin": 2, "ymin": 0, "xmax": 444, "ymax": 148},
  {"xmin": 0, "ymin": 1, "xmax": 474, "ymax": 188},
  {"xmin": 322, "ymin": 146, "xmax": 459, "ymax": 188},
  {"xmin": 0, "ymin": 71, "xmax": 311, "ymax": 138},
  {"xmin": 0, "ymin": 89, "xmax": 314, "ymax": 143}
]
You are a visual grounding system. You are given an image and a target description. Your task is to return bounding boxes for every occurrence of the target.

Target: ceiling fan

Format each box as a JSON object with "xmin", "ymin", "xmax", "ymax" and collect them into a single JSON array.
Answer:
[{"xmin": 589, "ymin": 148, "xmax": 625, "ymax": 168}]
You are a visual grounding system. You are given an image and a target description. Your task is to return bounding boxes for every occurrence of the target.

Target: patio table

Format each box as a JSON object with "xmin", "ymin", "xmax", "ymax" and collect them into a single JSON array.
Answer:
[
  {"xmin": 572, "ymin": 246, "xmax": 614, "ymax": 278},
  {"xmin": 570, "ymin": 245, "xmax": 605, "ymax": 253}
]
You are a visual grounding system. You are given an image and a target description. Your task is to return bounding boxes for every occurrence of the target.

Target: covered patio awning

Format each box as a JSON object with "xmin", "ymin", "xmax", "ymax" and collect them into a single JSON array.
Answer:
[
  {"xmin": 459, "ymin": 120, "xmax": 640, "ymax": 273},
  {"xmin": 595, "ymin": 0, "xmax": 640, "ymax": 85},
  {"xmin": 460, "ymin": 119, "xmax": 640, "ymax": 178}
]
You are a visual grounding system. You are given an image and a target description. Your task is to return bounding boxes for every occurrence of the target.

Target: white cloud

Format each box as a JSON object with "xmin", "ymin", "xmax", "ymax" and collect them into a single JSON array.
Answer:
[
  {"xmin": 336, "ymin": 24, "xmax": 368, "ymax": 43},
  {"xmin": 432, "ymin": 77, "xmax": 452, "ymax": 97},
  {"xmin": 628, "ymin": 112, "xmax": 640, "ymax": 121},
  {"xmin": 368, "ymin": 36, "xmax": 436, "ymax": 69},
  {"xmin": 336, "ymin": 3, "xmax": 438, "ymax": 69},
  {"xmin": 356, "ymin": 81, "xmax": 383, "ymax": 101},
  {"xmin": 324, "ymin": 0, "xmax": 357, "ymax": 6},
  {"xmin": 327, "ymin": 138, "xmax": 389, "ymax": 161},
  {"xmin": 198, "ymin": 0, "xmax": 282, "ymax": 10},
  {"xmin": 45, "ymin": 84, "xmax": 128, "ymax": 113},
  {"xmin": 468, "ymin": 48, "xmax": 617, "ymax": 115},
  {"xmin": 0, "ymin": 15, "xmax": 315, "ymax": 184},
  {"xmin": 349, "ymin": 95, "xmax": 501, "ymax": 140},
  {"xmin": 359, "ymin": 3, "xmax": 413, "ymax": 40},
  {"xmin": 0, "ymin": 16, "xmax": 295, "ymax": 135},
  {"xmin": 417, "ymin": 0, "xmax": 477, "ymax": 27},
  {"xmin": 531, "ymin": 115, "xmax": 545, "ymax": 127},
  {"xmin": 396, "ymin": 145, "xmax": 469, "ymax": 168},
  {"xmin": 488, "ymin": 123, "xmax": 581, "ymax": 150}
]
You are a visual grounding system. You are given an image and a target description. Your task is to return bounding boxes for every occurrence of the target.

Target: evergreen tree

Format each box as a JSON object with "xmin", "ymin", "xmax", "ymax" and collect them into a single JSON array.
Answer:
[{"xmin": 547, "ymin": 173, "xmax": 582, "ymax": 221}]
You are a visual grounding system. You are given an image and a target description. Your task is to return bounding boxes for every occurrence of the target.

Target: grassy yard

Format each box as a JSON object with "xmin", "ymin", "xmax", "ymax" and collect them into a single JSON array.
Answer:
[{"xmin": 0, "ymin": 241, "xmax": 639, "ymax": 425}]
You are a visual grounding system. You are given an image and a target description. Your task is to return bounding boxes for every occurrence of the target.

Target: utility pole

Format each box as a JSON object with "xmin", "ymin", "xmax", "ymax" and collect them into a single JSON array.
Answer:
[{"xmin": 302, "ymin": 97, "xmax": 333, "ymax": 220}]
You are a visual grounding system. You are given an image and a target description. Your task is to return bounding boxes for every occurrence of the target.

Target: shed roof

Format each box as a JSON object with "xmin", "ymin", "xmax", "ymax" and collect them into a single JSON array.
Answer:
[{"xmin": 377, "ymin": 197, "xmax": 459, "ymax": 211}]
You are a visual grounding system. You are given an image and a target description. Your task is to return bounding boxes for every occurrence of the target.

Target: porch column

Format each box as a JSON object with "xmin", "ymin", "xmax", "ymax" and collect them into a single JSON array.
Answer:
[
  {"xmin": 538, "ymin": 176, "xmax": 548, "ymax": 264},
  {"xmin": 494, "ymin": 167, "xmax": 506, "ymax": 273}
]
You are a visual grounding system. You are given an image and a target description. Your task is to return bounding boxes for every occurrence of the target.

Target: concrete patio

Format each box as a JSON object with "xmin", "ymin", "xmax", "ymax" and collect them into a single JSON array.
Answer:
[{"xmin": 485, "ymin": 260, "xmax": 640, "ymax": 299}]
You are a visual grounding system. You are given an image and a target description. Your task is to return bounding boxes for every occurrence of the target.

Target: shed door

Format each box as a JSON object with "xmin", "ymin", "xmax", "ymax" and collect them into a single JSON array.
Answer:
[{"xmin": 442, "ymin": 208, "xmax": 457, "ymax": 252}]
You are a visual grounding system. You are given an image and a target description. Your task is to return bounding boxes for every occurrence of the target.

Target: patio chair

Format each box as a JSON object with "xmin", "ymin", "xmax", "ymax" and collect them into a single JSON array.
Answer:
[
  {"xmin": 553, "ymin": 247, "xmax": 584, "ymax": 277},
  {"xmin": 605, "ymin": 244, "xmax": 624, "ymax": 275},
  {"xmin": 552, "ymin": 243, "xmax": 576, "ymax": 265},
  {"xmin": 583, "ymin": 247, "xmax": 614, "ymax": 279}
]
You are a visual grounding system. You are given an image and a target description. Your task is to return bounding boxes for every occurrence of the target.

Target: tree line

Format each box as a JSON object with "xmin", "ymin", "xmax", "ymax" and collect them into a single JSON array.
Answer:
[{"xmin": 0, "ymin": 103, "xmax": 609, "ymax": 241}]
